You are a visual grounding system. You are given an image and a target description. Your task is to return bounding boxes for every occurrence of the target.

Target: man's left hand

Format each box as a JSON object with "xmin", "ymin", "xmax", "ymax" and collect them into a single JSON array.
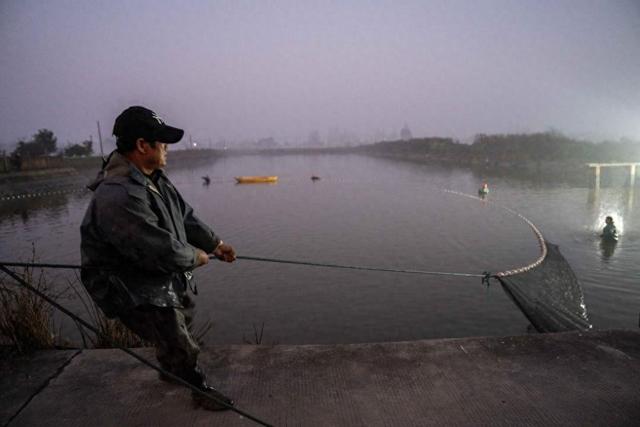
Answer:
[{"xmin": 213, "ymin": 242, "xmax": 236, "ymax": 263}]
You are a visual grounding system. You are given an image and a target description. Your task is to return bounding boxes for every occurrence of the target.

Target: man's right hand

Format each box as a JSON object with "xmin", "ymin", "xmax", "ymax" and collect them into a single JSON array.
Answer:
[
  {"xmin": 213, "ymin": 242, "xmax": 236, "ymax": 263},
  {"xmin": 195, "ymin": 249, "xmax": 210, "ymax": 267}
]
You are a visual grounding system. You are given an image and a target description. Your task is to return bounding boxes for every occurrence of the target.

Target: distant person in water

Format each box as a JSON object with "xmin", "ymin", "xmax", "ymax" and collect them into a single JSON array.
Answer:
[
  {"xmin": 601, "ymin": 216, "xmax": 618, "ymax": 241},
  {"xmin": 478, "ymin": 182, "xmax": 489, "ymax": 197}
]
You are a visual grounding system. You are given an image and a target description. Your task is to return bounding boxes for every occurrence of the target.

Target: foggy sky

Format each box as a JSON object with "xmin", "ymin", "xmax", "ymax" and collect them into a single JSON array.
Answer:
[{"xmin": 1, "ymin": 0, "xmax": 639, "ymax": 149}]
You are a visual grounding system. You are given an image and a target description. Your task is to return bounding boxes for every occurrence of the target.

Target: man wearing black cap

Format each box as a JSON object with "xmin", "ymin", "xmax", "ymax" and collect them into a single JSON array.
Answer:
[{"xmin": 80, "ymin": 106, "xmax": 235, "ymax": 411}]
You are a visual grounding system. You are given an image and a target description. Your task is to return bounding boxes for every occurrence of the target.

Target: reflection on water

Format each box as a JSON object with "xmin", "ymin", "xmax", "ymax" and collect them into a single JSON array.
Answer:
[
  {"xmin": 0, "ymin": 192, "xmax": 74, "ymax": 226},
  {"xmin": 1, "ymin": 154, "xmax": 639, "ymax": 344},
  {"xmin": 0, "ymin": 190, "xmax": 89, "ymax": 264},
  {"xmin": 599, "ymin": 239, "xmax": 617, "ymax": 260}
]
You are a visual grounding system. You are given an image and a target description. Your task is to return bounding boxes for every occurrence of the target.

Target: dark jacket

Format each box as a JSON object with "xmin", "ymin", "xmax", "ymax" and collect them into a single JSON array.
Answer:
[
  {"xmin": 601, "ymin": 223, "xmax": 618, "ymax": 241},
  {"xmin": 80, "ymin": 151, "xmax": 220, "ymax": 317}
]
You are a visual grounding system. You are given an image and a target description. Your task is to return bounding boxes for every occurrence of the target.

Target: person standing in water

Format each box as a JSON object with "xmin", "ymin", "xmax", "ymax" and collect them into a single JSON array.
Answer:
[
  {"xmin": 601, "ymin": 216, "xmax": 618, "ymax": 241},
  {"xmin": 478, "ymin": 182, "xmax": 489, "ymax": 198}
]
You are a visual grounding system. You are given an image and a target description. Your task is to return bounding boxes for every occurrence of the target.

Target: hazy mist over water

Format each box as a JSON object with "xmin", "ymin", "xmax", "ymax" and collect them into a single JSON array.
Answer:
[
  {"xmin": 1, "ymin": 155, "xmax": 638, "ymax": 344},
  {"xmin": 1, "ymin": 1, "xmax": 639, "ymax": 149},
  {"xmin": 1, "ymin": 1, "xmax": 639, "ymax": 345}
]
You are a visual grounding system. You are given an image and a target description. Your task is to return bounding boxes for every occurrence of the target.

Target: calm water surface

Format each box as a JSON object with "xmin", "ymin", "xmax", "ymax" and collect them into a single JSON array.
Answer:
[{"xmin": 1, "ymin": 154, "xmax": 638, "ymax": 344}]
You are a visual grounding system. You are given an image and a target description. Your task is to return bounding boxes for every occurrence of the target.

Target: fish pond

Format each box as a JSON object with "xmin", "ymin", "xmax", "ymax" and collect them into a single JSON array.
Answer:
[{"xmin": 0, "ymin": 153, "xmax": 638, "ymax": 344}]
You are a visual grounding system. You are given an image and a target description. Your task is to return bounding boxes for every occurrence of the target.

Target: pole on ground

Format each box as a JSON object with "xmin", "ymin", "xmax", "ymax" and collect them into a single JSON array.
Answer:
[{"xmin": 97, "ymin": 121, "xmax": 104, "ymax": 159}]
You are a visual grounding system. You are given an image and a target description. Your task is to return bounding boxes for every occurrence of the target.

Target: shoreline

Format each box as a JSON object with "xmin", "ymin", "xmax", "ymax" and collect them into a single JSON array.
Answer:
[{"xmin": 0, "ymin": 147, "xmax": 634, "ymax": 190}]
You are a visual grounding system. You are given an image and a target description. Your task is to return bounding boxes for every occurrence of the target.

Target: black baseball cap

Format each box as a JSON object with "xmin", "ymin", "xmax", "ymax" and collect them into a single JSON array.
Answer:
[{"xmin": 113, "ymin": 106, "xmax": 184, "ymax": 144}]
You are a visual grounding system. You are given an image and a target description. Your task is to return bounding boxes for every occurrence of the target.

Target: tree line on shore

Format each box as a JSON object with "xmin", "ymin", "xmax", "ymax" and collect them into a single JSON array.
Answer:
[
  {"xmin": 4, "ymin": 128, "xmax": 639, "ymax": 170},
  {"xmin": 0, "ymin": 129, "xmax": 94, "ymax": 172},
  {"xmin": 360, "ymin": 131, "xmax": 640, "ymax": 166},
  {"xmin": 7, "ymin": 129, "xmax": 93, "ymax": 160}
]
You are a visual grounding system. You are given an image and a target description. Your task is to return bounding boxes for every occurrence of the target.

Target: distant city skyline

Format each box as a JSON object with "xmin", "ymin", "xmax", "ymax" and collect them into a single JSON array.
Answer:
[{"xmin": 1, "ymin": 1, "xmax": 639, "ymax": 150}]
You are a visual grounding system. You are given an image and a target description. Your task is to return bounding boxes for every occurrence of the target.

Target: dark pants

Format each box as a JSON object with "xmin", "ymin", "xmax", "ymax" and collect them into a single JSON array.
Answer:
[{"xmin": 118, "ymin": 294, "xmax": 206, "ymax": 387}]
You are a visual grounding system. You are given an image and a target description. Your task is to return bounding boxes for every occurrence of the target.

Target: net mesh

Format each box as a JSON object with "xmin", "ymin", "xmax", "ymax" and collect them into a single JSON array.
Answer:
[{"xmin": 495, "ymin": 242, "xmax": 592, "ymax": 332}]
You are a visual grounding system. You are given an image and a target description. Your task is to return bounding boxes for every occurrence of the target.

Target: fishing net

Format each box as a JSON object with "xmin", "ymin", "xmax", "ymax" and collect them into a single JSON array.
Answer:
[
  {"xmin": 444, "ymin": 189, "xmax": 592, "ymax": 333},
  {"xmin": 495, "ymin": 242, "xmax": 592, "ymax": 332}
]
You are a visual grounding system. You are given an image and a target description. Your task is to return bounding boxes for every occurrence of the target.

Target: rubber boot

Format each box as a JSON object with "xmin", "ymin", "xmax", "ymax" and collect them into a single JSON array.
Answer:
[
  {"xmin": 188, "ymin": 365, "xmax": 235, "ymax": 411},
  {"xmin": 158, "ymin": 364, "xmax": 206, "ymax": 386},
  {"xmin": 192, "ymin": 385, "xmax": 235, "ymax": 411}
]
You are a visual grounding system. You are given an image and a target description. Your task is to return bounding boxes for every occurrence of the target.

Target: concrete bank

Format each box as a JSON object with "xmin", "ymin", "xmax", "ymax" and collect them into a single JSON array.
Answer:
[{"xmin": 2, "ymin": 330, "xmax": 639, "ymax": 426}]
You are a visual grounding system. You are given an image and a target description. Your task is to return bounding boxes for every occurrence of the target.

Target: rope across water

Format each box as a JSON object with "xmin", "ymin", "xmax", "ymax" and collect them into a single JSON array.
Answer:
[
  {"xmin": 1, "ymin": 188, "xmax": 547, "ymax": 279},
  {"xmin": 443, "ymin": 189, "xmax": 547, "ymax": 277},
  {"xmin": 236, "ymin": 255, "xmax": 487, "ymax": 278},
  {"xmin": 0, "ymin": 258, "xmax": 487, "ymax": 279}
]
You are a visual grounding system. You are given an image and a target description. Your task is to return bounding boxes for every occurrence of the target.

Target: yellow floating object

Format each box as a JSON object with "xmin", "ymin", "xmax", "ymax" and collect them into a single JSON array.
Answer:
[{"xmin": 234, "ymin": 176, "xmax": 278, "ymax": 184}]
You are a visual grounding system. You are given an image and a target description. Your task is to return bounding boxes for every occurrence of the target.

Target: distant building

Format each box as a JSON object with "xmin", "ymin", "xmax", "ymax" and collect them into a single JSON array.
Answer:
[
  {"xmin": 400, "ymin": 124, "xmax": 413, "ymax": 141},
  {"xmin": 327, "ymin": 127, "xmax": 360, "ymax": 147},
  {"xmin": 256, "ymin": 137, "xmax": 279, "ymax": 149},
  {"xmin": 306, "ymin": 130, "xmax": 323, "ymax": 147}
]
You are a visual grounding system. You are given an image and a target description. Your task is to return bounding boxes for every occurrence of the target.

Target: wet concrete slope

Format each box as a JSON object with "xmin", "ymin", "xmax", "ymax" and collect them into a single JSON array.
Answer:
[{"xmin": 2, "ymin": 330, "xmax": 639, "ymax": 426}]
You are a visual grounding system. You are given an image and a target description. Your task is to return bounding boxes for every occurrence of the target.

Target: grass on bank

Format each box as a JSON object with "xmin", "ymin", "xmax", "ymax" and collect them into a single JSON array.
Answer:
[
  {"xmin": 0, "ymin": 254, "xmax": 212, "ymax": 354},
  {"xmin": 66, "ymin": 273, "xmax": 212, "ymax": 348},
  {"xmin": 64, "ymin": 274, "xmax": 149, "ymax": 349},
  {"xmin": 0, "ymin": 263, "xmax": 56, "ymax": 353}
]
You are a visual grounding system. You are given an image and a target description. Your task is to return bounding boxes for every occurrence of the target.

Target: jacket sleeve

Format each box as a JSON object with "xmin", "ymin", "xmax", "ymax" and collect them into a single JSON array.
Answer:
[
  {"xmin": 95, "ymin": 184, "xmax": 199, "ymax": 273},
  {"xmin": 179, "ymin": 194, "xmax": 221, "ymax": 253}
]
